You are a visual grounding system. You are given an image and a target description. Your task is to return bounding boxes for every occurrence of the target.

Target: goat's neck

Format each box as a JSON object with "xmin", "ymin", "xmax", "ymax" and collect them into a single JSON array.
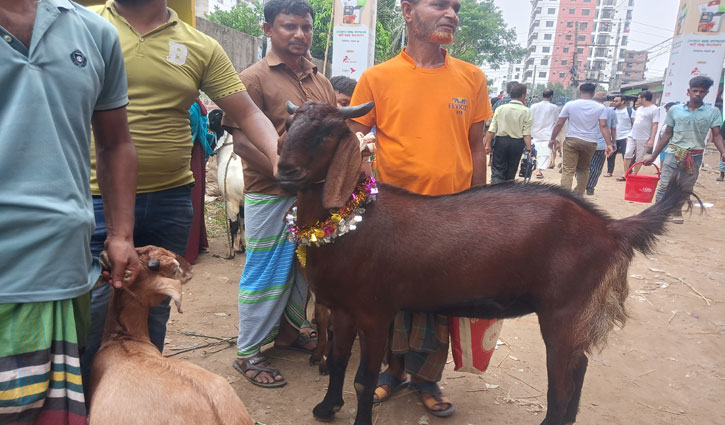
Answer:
[
  {"xmin": 102, "ymin": 288, "xmax": 152, "ymax": 345},
  {"xmin": 296, "ymin": 184, "xmax": 329, "ymax": 228}
]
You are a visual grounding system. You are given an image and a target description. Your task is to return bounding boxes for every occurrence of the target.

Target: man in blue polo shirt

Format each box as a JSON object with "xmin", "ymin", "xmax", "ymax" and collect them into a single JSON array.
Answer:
[
  {"xmin": 646, "ymin": 76, "xmax": 725, "ymax": 223},
  {"xmin": 0, "ymin": 0, "xmax": 137, "ymax": 421}
]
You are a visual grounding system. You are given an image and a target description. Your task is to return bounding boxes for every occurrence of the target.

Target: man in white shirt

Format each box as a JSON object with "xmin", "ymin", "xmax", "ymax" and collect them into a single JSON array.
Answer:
[
  {"xmin": 549, "ymin": 83, "xmax": 614, "ymax": 194},
  {"xmin": 530, "ymin": 89, "xmax": 560, "ymax": 178},
  {"xmin": 605, "ymin": 95, "xmax": 634, "ymax": 177},
  {"xmin": 618, "ymin": 91, "xmax": 659, "ymax": 180}
]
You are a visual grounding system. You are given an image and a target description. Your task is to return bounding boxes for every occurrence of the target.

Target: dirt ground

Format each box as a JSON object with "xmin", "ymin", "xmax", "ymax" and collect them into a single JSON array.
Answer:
[{"xmin": 165, "ymin": 149, "xmax": 724, "ymax": 425}]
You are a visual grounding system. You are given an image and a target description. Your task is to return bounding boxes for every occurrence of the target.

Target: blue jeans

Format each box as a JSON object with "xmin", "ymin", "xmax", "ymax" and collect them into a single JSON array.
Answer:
[
  {"xmin": 655, "ymin": 151, "xmax": 703, "ymax": 205},
  {"xmin": 81, "ymin": 185, "xmax": 193, "ymax": 390}
]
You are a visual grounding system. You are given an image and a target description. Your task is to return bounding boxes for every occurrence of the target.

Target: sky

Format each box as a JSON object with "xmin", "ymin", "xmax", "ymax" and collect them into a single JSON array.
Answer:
[{"xmin": 492, "ymin": 0, "xmax": 680, "ymax": 79}]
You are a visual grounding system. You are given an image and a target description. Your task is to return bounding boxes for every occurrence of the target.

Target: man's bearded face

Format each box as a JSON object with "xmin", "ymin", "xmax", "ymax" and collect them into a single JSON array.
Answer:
[{"xmin": 409, "ymin": 0, "xmax": 459, "ymax": 45}]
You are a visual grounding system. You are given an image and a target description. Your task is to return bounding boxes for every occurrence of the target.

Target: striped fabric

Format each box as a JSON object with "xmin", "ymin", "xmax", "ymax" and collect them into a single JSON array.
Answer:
[
  {"xmin": 0, "ymin": 295, "xmax": 89, "ymax": 425},
  {"xmin": 236, "ymin": 194, "xmax": 309, "ymax": 358},
  {"xmin": 390, "ymin": 312, "xmax": 450, "ymax": 382},
  {"xmin": 586, "ymin": 150, "xmax": 607, "ymax": 191}
]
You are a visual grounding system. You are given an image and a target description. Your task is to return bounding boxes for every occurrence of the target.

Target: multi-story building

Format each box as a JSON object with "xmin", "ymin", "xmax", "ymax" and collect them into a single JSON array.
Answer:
[
  {"xmin": 523, "ymin": 0, "xmax": 635, "ymax": 91},
  {"xmin": 482, "ymin": 58, "xmax": 526, "ymax": 95},
  {"xmin": 620, "ymin": 49, "xmax": 648, "ymax": 84}
]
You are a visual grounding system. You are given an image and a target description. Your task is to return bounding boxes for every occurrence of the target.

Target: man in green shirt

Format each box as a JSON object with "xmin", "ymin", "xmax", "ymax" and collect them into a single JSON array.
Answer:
[
  {"xmin": 646, "ymin": 76, "xmax": 724, "ymax": 223},
  {"xmin": 484, "ymin": 83, "xmax": 533, "ymax": 184}
]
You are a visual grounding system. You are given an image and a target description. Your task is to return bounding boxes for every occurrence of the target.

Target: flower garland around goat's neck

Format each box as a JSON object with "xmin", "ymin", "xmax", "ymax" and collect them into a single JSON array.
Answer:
[{"xmin": 285, "ymin": 175, "xmax": 378, "ymax": 268}]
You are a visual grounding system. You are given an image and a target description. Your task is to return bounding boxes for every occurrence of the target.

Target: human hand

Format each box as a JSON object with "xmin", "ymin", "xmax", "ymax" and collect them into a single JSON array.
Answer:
[
  {"xmin": 485, "ymin": 144, "xmax": 492, "ymax": 155},
  {"xmin": 647, "ymin": 139, "xmax": 654, "ymax": 148},
  {"xmin": 104, "ymin": 237, "xmax": 139, "ymax": 288},
  {"xmin": 605, "ymin": 145, "xmax": 615, "ymax": 158},
  {"xmin": 643, "ymin": 155, "xmax": 654, "ymax": 166},
  {"xmin": 548, "ymin": 139, "xmax": 555, "ymax": 149}
]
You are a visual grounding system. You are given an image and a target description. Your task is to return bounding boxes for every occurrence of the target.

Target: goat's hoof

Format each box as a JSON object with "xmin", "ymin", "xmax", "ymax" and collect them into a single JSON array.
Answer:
[{"xmin": 313, "ymin": 402, "xmax": 341, "ymax": 422}]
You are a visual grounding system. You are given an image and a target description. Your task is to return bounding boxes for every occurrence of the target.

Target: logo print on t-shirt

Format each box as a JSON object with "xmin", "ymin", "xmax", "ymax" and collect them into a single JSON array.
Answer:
[
  {"xmin": 449, "ymin": 97, "xmax": 468, "ymax": 115},
  {"xmin": 70, "ymin": 50, "xmax": 87, "ymax": 68},
  {"xmin": 166, "ymin": 41, "xmax": 188, "ymax": 66}
]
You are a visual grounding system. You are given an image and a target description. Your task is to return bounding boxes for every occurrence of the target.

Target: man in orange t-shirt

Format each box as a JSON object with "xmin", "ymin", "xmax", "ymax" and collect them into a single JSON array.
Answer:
[{"xmin": 349, "ymin": 0, "xmax": 492, "ymax": 417}]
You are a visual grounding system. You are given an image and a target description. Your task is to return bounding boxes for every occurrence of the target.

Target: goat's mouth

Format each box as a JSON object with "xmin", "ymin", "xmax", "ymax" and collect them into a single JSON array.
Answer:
[{"xmin": 277, "ymin": 176, "xmax": 305, "ymax": 194}]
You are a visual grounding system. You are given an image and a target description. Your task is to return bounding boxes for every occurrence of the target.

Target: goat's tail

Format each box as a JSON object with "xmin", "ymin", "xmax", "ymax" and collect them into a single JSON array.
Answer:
[
  {"xmin": 608, "ymin": 175, "xmax": 698, "ymax": 255},
  {"xmin": 582, "ymin": 176, "xmax": 700, "ymax": 352}
]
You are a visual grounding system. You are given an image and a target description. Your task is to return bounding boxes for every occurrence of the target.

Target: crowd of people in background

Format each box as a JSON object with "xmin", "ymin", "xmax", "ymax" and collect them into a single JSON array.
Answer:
[{"xmin": 2, "ymin": 0, "xmax": 725, "ymax": 423}]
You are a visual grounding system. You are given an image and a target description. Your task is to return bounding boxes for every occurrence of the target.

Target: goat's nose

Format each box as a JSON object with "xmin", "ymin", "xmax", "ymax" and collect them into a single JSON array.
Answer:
[{"xmin": 278, "ymin": 166, "xmax": 304, "ymax": 180}]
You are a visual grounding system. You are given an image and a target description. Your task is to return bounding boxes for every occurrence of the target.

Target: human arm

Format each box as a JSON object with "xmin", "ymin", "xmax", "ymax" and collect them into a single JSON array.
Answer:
[
  {"xmin": 215, "ymin": 91, "xmax": 279, "ymax": 176},
  {"xmin": 484, "ymin": 131, "xmax": 494, "ymax": 155},
  {"xmin": 549, "ymin": 117, "xmax": 568, "ymax": 148},
  {"xmin": 469, "ymin": 121, "xmax": 486, "ymax": 186},
  {"xmin": 710, "ymin": 126, "xmax": 725, "ymax": 161},
  {"xmin": 648, "ymin": 121, "xmax": 659, "ymax": 148},
  {"xmin": 644, "ymin": 125, "xmax": 673, "ymax": 165},
  {"xmin": 599, "ymin": 119, "xmax": 614, "ymax": 157},
  {"xmin": 92, "ymin": 107, "xmax": 139, "ymax": 288}
]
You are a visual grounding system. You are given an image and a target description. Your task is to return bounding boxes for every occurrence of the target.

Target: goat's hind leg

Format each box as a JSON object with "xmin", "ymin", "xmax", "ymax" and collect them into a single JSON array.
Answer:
[
  {"xmin": 313, "ymin": 311, "xmax": 356, "ymax": 422},
  {"xmin": 540, "ymin": 319, "xmax": 588, "ymax": 425},
  {"xmin": 563, "ymin": 353, "xmax": 588, "ymax": 424}
]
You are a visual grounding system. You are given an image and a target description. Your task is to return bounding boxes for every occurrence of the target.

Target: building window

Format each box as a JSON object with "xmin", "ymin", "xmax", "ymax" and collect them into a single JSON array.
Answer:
[
  {"xmin": 563, "ymin": 47, "xmax": 569, "ymax": 53},
  {"xmin": 565, "ymin": 35, "xmax": 572, "ymax": 40},
  {"xmin": 559, "ymin": 72, "xmax": 566, "ymax": 78},
  {"xmin": 577, "ymin": 35, "xmax": 586, "ymax": 41},
  {"xmin": 544, "ymin": 33, "xmax": 552, "ymax": 40},
  {"xmin": 543, "ymin": 47, "xmax": 551, "ymax": 53},
  {"xmin": 539, "ymin": 72, "xmax": 547, "ymax": 78},
  {"xmin": 580, "ymin": 22, "xmax": 588, "ymax": 29},
  {"xmin": 548, "ymin": 7, "xmax": 555, "ymax": 14},
  {"xmin": 541, "ymin": 58, "xmax": 549, "ymax": 65},
  {"xmin": 546, "ymin": 21, "xmax": 554, "ymax": 27},
  {"xmin": 569, "ymin": 8, "xmax": 575, "ymax": 13},
  {"xmin": 582, "ymin": 9, "xmax": 590, "ymax": 15},
  {"xmin": 577, "ymin": 47, "xmax": 584, "ymax": 54},
  {"xmin": 567, "ymin": 21, "xmax": 574, "ymax": 28},
  {"xmin": 561, "ymin": 59, "xmax": 568, "ymax": 65}
]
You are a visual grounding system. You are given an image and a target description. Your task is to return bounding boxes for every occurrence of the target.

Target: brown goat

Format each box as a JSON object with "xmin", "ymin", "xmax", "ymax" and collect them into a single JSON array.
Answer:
[
  {"xmin": 276, "ymin": 102, "xmax": 693, "ymax": 425},
  {"xmin": 88, "ymin": 246, "xmax": 253, "ymax": 425}
]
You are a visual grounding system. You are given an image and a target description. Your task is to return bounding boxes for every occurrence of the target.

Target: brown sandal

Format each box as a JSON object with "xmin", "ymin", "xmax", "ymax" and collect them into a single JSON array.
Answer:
[{"xmin": 233, "ymin": 355, "xmax": 287, "ymax": 388}]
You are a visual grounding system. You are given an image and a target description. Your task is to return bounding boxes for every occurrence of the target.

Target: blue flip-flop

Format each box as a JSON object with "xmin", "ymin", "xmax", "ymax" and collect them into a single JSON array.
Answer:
[
  {"xmin": 411, "ymin": 380, "xmax": 456, "ymax": 418},
  {"xmin": 373, "ymin": 372, "xmax": 410, "ymax": 404}
]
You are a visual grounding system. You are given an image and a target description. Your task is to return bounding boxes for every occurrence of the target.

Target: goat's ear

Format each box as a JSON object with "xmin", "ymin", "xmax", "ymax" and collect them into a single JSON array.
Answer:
[
  {"xmin": 323, "ymin": 129, "xmax": 363, "ymax": 209},
  {"xmin": 151, "ymin": 277, "xmax": 184, "ymax": 313}
]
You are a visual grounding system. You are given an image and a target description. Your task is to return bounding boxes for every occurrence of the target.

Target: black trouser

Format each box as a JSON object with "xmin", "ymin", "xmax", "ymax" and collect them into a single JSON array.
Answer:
[
  {"xmin": 491, "ymin": 135, "xmax": 525, "ymax": 184},
  {"xmin": 606, "ymin": 138, "xmax": 628, "ymax": 174}
]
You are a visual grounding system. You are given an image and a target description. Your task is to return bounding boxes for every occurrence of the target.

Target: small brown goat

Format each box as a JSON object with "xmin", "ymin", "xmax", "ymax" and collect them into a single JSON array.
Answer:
[
  {"xmin": 88, "ymin": 246, "xmax": 253, "ymax": 425},
  {"xmin": 276, "ymin": 101, "xmax": 693, "ymax": 425}
]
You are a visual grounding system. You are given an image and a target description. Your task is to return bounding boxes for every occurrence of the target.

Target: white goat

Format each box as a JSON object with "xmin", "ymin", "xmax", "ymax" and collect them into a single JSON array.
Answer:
[
  {"xmin": 216, "ymin": 131, "xmax": 246, "ymax": 258},
  {"xmin": 88, "ymin": 246, "xmax": 253, "ymax": 425}
]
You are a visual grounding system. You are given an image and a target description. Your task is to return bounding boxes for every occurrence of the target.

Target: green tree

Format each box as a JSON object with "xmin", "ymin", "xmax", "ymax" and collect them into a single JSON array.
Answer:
[
  {"xmin": 307, "ymin": 0, "xmax": 333, "ymax": 60},
  {"xmin": 448, "ymin": 0, "xmax": 524, "ymax": 67},
  {"xmin": 205, "ymin": 1, "xmax": 265, "ymax": 38}
]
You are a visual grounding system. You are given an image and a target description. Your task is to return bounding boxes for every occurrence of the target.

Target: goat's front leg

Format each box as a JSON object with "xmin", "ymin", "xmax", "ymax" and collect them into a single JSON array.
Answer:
[
  {"xmin": 352, "ymin": 324, "xmax": 388, "ymax": 425},
  {"xmin": 313, "ymin": 310, "xmax": 356, "ymax": 422}
]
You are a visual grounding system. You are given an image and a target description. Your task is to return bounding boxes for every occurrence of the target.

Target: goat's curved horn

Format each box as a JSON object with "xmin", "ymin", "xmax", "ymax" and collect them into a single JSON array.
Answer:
[
  {"xmin": 286, "ymin": 101, "xmax": 300, "ymax": 115},
  {"xmin": 338, "ymin": 101, "xmax": 374, "ymax": 119},
  {"xmin": 148, "ymin": 259, "xmax": 160, "ymax": 271}
]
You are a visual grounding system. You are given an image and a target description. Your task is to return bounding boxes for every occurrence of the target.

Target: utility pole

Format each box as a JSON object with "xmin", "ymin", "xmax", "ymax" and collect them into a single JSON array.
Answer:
[
  {"xmin": 571, "ymin": 24, "xmax": 579, "ymax": 88},
  {"xmin": 609, "ymin": 19, "xmax": 623, "ymax": 93}
]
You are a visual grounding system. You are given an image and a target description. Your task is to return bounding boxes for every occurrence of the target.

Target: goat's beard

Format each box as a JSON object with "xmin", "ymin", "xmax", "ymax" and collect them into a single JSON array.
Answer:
[{"xmin": 410, "ymin": 16, "xmax": 456, "ymax": 45}]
